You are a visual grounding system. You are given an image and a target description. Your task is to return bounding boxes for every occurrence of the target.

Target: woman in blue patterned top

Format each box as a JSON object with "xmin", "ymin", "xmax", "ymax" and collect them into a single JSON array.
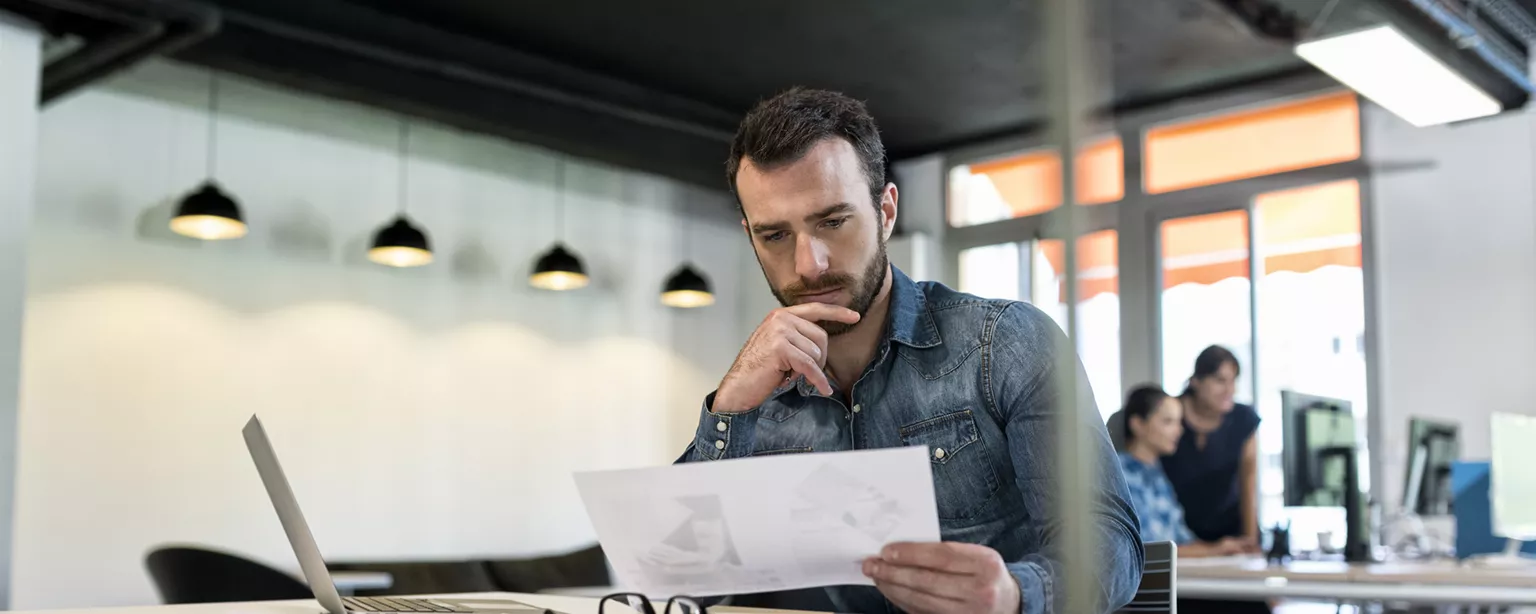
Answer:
[{"xmin": 1119, "ymin": 384, "xmax": 1252, "ymax": 558}]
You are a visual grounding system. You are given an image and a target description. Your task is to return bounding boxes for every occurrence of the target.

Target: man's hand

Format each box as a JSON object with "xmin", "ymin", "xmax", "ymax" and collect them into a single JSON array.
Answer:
[
  {"xmin": 862, "ymin": 542, "xmax": 1020, "ymax": 614},
  {"xmin": 711, "ymin": 303, "xmax": 860, "ymax": 413}
]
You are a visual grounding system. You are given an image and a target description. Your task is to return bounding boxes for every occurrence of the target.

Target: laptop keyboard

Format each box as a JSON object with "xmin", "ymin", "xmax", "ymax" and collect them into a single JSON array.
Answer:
[{"xmin": 343, "ymin": 597, "xmax": 470, "ymax": 613}]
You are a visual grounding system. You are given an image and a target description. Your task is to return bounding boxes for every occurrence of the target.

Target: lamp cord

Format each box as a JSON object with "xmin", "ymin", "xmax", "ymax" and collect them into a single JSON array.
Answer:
[
  {"xmin": 397, "ymin": 119, "xmax": 410, "ymax": 217},
  {"xmin": 206, "ymin": 71, "xmax": 219, "ymax": 180},
  {"xmin": 555, "ymin": 156, "xmax": 566, "ymax": 242},
  {"xmin": 685, "ymin": 200, "xmax": 694, "ymax": 264}
]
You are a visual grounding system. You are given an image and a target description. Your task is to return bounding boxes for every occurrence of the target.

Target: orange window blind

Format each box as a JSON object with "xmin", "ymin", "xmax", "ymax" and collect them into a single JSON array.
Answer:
[
  {"xmin": 1038, "ymin": 230, "xmax": 1119, "ymax": 302},
  {"xmin": 1255, "ymin": 180, "xmax": 1362, "ymax": 275},
  {"xmin": 1145, "ymin": 92, "xmax": 1360, "ymax": 194},
  {"xmin": 1158, "ymin": 180, "xmax": 1362, "ymax": 289},
  {"xmin": 1160, "ymin": 210, "xmax": 1250, "ymax": 289},
  {"xmin": 962, "ymin": 138, "xmax": 1125, "ymax": 221}
]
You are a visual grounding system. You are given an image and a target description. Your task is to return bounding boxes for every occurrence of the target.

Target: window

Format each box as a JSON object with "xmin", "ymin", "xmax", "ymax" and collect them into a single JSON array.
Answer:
[
  {"xmin": 948, "ymin": 138, "xmax": 1124, "ymax": 227},
  {"xmin": 1036, "ymin": 231, "xmax": 1121, "ymax": 418},
  {"xmin": 1253, "ymin": 179, "xmax": 1367, "ymax": 526},
  {"xmin": 1153, "ymin": 182, "xmax": 1366, "ymax": 532},
  {"xmin": 1144, "ymin": 92, "xmax": 1360, "ymax": 194},
  {"xmin": 1158, "ymin": 210, "xmax": 1255, "ymax": 404},
  {"xmin": 946, "ymin": 87, "xmax": 1369, "ymax": 534},
  {"xmin": 958, "ymin": 243, "xmax": 1024, "ymax": 301}
]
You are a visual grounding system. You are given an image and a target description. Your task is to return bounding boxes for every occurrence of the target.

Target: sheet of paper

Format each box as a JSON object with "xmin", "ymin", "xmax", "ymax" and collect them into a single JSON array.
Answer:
[{"xmin": 573, "ymin": 446, "xmax": 941, "ymax": 597}]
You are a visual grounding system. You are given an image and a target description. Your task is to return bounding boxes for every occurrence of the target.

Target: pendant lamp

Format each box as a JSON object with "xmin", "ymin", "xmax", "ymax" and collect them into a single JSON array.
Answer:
[
  {"xmin": 661, "ymin": 264, "xmax": 714, "ymax": 308},
  {"xmin": 368, "ymin": 119, "xmax": 433, "ymax": 267},
  {"xmin": 661, "ymin": 205, "xmax": 714, "ymax": 308},
  {"xmin": 529, "ymin": 156, "xmax": 588, "ymax": 290},
  {"xmin": 171, "ymin": 72, "xmax": 248, "ymax": 240}
]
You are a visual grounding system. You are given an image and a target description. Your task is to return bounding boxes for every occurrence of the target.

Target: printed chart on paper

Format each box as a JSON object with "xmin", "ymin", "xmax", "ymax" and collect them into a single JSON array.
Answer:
[{"xmin": 573, "ymin": 446, "xmax": 940, "ymax": 597}]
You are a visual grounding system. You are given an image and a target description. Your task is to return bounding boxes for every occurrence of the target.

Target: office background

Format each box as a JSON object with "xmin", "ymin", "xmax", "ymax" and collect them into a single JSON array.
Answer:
[
  {"xmin": 1, "ymin": 1, "xmax": 1536, "ymax": 611},
  {"xmin": 14, "ymin": 60, "xmax": 783, "ymax": 609}
]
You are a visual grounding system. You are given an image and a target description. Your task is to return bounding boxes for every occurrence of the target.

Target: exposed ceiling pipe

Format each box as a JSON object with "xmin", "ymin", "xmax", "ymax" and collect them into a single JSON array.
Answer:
[
  {"xmin": 1, "ymin": 0, "xmax": 220, "ymax": 104},
  {"xmin": 31, "ymin": 0, "xmax": 164, "ymax": 101},
  {"xmin": 1403, "ymin": 0, "xmax": 1536, "ymax": 92},
  {"xmin": 1469, "ymin": 0, "xmax": 1536, "ymax": 42},
  {"xmin": 217, "ymin": 8, "xmax": 735, "ymax": 144},
  {"xmin": 1207, "ymin": 0, "xmax": 1306, "ymax": 41}
]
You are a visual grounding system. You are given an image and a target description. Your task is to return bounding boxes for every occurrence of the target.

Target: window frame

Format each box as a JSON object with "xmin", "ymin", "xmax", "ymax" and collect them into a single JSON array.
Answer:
[{"xmin": 938, "ymin": 77, "xmax": 1385, "ymax": 511}]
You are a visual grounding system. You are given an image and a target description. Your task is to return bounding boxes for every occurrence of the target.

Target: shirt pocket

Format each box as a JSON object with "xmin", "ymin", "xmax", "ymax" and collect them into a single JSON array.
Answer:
[{"xmin": 899, "ymin": 409, "xmax": 1000, "ymax": 521}]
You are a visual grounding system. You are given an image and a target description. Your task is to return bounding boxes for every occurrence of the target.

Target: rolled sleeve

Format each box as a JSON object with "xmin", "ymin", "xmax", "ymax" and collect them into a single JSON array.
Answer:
[
  {"xmin": 1008, "ymin": 561, "xmax": 1054, "ymax": 614},
  {"xmin": 675, "ymin": 391, "xmax": 761, "ymax": 463},
  {"xmin": 988, "ymin": 302, "xmax": 1144, "ymax": 613}
]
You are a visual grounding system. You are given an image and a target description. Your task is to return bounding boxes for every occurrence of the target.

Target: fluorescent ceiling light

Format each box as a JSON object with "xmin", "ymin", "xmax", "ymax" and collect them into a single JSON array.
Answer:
[{"xmin": 1296, "ymin": 24, "xmax": 1503, "ymax": 127}]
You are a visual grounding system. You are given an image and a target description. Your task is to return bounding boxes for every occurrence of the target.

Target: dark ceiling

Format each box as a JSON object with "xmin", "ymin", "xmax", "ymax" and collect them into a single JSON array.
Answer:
[{"xmin": 146, "ymin": 0, "xmax": 1340, "ymax": 192}]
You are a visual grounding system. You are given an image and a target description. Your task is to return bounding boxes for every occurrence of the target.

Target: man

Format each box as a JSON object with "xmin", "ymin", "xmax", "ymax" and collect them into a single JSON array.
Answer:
[{"xmin": 677, "ymin": 88, "xmax": 1143, "ymax": 614}]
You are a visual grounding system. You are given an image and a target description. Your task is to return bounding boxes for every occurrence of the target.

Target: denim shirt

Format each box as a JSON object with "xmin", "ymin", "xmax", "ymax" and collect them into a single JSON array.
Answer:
[{"xmin": 677, "ymin": 267, "xmax": 1144, "ymax": 614}]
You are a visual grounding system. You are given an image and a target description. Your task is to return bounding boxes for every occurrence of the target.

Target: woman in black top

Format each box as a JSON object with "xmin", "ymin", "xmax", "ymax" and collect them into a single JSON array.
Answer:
[
  {"xmin": 1162, "ymin": 345, "xmax": 1268, "ymax": 613},
  {"xmin": 1162, "ymin": 345, "xmax": 1261, "ymax": 545}
]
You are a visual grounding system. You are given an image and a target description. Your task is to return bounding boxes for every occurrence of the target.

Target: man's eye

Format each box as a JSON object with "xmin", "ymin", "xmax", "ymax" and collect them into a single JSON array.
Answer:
[
  {"xmin": 762, "ymin": 231, "xmax": 788, "ymax": 243},
  {"xmin": 824, "ymin": 217, "xmax": 847, "ymax": 229}
]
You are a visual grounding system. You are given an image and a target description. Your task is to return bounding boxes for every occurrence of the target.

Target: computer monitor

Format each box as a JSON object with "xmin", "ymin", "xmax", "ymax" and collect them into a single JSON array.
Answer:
[
  {"xmin": 1403, "ymin": 418, "xmax": 1458, "ymax": 517},
  {"xmin": 1489, "ymin": 413, "xmax": 1536, "ymax": 547},
  {"xmin": 1282, "ymin": 392, "xmax": 1357, "ymax": 507},
  {"xmin": 1281, "ymin": 390, "xmax": 1369, "ymax": 561}
]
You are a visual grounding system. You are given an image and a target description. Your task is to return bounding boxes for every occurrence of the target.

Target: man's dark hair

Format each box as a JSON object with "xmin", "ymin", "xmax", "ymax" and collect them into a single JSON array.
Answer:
[{"xmin": 725, "ymin": 87, "xmax": 887, "ymax": 210}]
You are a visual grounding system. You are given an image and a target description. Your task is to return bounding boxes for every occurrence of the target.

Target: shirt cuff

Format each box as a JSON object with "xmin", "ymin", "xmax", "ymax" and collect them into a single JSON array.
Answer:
[
  {"xmin": 1008, "ymin": 561, "xmax": 1052, "ymax": 614},
  {"xmin": 692, "ymin": 391, "xmax": 760, "ymax": 461}
]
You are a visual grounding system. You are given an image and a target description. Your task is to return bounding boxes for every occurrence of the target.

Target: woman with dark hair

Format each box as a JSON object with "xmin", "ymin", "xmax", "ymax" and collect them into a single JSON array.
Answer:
[
  {"xmin": 1118, "ymin": 384, "xmax": 1251, "ymax": 558},
  {"xmin": 1163, "ymin": 345, "xmax": 1263, "ymax": 549}
]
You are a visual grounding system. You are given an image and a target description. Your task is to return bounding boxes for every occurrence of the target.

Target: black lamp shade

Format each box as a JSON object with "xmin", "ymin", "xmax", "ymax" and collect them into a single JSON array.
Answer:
[
  {"xmin": 368, "ymin": 216, "xmax": 433, "ymax": 267},
  {"xmin": 170, "ymin": 182, "xmax": 247, "ymax": 240},
  {"xmin": 530, "ymin": 243, "xmax": 589, "ymax": 290},
  {"xmin": 661, "ymin": 264, "xmax": 715, "ymax": 308}
]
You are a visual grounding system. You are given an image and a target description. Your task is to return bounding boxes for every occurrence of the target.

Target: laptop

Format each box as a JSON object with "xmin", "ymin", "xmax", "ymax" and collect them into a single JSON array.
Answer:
[{"xmin": 242, "ymin": 415, "xmax": 556, "ymax": 614}]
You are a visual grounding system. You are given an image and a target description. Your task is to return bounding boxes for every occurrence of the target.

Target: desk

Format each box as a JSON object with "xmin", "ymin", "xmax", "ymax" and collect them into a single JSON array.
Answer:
[
  {"xmin": 23, "ymin": 593, "xmax": 820, "ymax": 614},
  {"xmin": 1178, "ymin": 556, "xmax": 1536, "ymax": 606}
]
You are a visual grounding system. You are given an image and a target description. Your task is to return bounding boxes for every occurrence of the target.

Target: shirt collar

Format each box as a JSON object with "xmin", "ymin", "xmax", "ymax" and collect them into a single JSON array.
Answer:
[{"xmin": 885, "ymin": 266, "xmax": 942, "ymax": 349}]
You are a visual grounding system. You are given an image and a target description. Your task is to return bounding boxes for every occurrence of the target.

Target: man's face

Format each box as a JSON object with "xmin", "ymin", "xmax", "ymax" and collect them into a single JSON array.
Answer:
[{"xmin": 736, "ymin": 138, "xmax": 898, "ymax": 336}]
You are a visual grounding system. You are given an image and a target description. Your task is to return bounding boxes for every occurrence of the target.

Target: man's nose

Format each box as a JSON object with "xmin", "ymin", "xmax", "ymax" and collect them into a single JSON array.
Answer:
[{"xmin": 795, "ymin": 234, "xmax": 830, "ymax": 280}]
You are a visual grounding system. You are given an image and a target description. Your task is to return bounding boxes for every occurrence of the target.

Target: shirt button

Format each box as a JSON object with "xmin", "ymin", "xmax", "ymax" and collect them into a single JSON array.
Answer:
[
  {"xmin": 852, "ymin": 404, "xmax": 862, "ymax": 413},
  {"xmin": 716, "ymin": 420, "xmax": 728, "ymax": 432},
  {"xmin": 934, "ymin": 448, "xmax": 947, "ymax": 460},
  {"xmin": 714, "ymin": 440, "xmax": 726, "ymax": 450}
]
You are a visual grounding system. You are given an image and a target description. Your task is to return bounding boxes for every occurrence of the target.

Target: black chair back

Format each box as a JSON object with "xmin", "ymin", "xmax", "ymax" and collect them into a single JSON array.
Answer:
[
  {"xmin": 1118, "ymin": 541, "xmax": 1177, "ymax": 613},
  {"xmin": 145, "ymin": 545, "xmax": 312, "ymax": 604},
  {"xmin": 485, "ymin": 544, "xmax": 611, "ymax": 594}
]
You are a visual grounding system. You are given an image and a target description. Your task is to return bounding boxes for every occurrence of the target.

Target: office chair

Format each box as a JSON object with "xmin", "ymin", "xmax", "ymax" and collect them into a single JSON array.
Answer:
[
  {"xmin": 1117, "ymin": 541, "xmax": 1177, "ymax": 614},
  {"xmin": 1106, "ymin": 409, "xmax": 1129, "ymax": 453},
  {"xmin": 484, "ymin": 544, "xmax": 611, "ymax": 594},
  {"xmin": 145, "ymin": 545, "xmax": 312, "ymax": 604}
]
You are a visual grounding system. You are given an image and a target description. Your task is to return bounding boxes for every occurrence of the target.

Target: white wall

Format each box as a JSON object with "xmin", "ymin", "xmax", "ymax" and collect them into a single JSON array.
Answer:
[
  {"xmin": 12, "ymin": 61, "xmax": 752, "ymax": 609},
  {"xmin": 0, "ymin": 15, "xmax": 43, "ymax": 609},
  {"xmin": 1365, "ymin": 101, "xmax": 1536, "ymax": 513}
]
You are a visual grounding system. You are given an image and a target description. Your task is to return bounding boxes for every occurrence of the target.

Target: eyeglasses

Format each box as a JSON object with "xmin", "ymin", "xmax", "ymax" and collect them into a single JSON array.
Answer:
[{"xmin": 598, "ymin": 592, "xmax": 707, "ymax": 614}]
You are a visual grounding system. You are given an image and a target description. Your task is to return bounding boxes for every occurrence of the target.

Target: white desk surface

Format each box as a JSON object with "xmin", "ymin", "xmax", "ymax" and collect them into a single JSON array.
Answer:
[
  {"xmin": 1178, "ymin": 555, "xmax": 1536, "ymax": 605},
  {"xmin": 14, "ymin": 593, "xmax": 822, "ymax": 614}
]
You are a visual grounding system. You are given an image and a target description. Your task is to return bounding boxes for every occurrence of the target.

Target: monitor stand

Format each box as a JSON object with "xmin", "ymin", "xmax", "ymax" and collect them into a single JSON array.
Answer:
[
  {"xmin": 1341, "ymin": 450, "xmax": 1370, "ymax": 563},
  {"xmin": 1322, "ymin": 446, "xmax": 1372, "ymax": 563}
]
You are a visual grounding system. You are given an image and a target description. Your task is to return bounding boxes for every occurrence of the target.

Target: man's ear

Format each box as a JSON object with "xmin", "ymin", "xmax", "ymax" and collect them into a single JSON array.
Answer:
[{"xmin": 880, "ymin": 183, "xmax": 899, "ymax": 241}]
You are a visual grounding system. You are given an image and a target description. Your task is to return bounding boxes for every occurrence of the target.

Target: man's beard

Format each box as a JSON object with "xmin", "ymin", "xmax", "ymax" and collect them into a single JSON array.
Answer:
[{"xmin": 769, "ymin": 238, "xmax": 889, "ymax": 337}]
